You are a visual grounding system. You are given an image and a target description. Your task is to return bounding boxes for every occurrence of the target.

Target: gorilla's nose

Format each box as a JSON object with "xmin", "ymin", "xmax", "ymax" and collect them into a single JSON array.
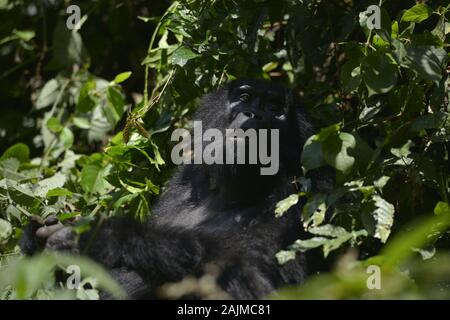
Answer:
[
  {"xmin": 243, "ymin": 111, "xmax": 263, "ymax": 121},
  {"xmin": 230, "ymin": 111, "xmax": 266, "ymax": 130}
]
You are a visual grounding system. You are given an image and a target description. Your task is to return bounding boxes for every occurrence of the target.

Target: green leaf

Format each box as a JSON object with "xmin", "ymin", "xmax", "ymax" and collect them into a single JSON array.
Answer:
[
  {"xmin": 374, "ymin": 176, "xmax": 390, "ymax": 190},
  {"xmin": 275, "ymin": 250, "xmax": 298, "ymax": 265},
  {"xmin": 359, "ymin": 98, "xmax": 382, "ymax": 121},
  {"xmin": 411, "ymin": 112, "xmax": 449, "ymax": 132},
  {"xmin": 73, "ymin": 117, "xmax": 91, "ymax": 129},
  {"xmin": 275, "ymin": 194, "xmax": 299, "ymax": 218},
  {"xmin": 58, "ymin": 212, "xmax": 79, "ymax": 221},
  {"xmin": 311, "ymin": 225, "xmax": 367, "ymax": 257},
  {"xmin": 0, "ymin": 253, "xmax": 125, "ymax": 299},
  {"xmin": 292, "ymin": 237, "xmax": 329, "ymax": 251},
  {"xmin": 171, "ymin": 47, "xmax": 200, "ymax": 67},
  {"xmin": 113, "ymin": 193, "xmax": 139, "ymax": 209},
  {"xmin": 301, "ymin": 124, "xmax": 343, "ymax": 172},
  {"xmin": 60, "ymin": 127, "xmax": 74, "ymax": 149},
  {"xmin": 283, "ymin": 225, "xmax": 367, "ymax": 259},
  {"xmin": 301, "ymin": 137, "xmax": 326, "ymax": 172},
  {"xmin": 6, "ymin": 204, "xmax": 22, "ymax": 221},
  {"xmin": 13, "ymin": 29, "xmax": 35, "ymax": 42},
  {"xmin": 403, "ymin": 46, "xmax": 447, "ymax": 84},
  {"xmin": 411, "ymin": 246, "xmax": 436, "ymax": 260},
  {"xmin": 391, "ymin": 140, "xmax": 413, "ymax": 158},
  {"xmin": 322, "ymin": 132, "xmax": 356, "ymax": 174},
  {"xmin": 362, "ymin": 54, "xmax": 397, "ymax": 96},
  {"xmin": 366, "ymin": 195, "xmax": 395, "ymax": 243},
  {"xmin": 402, "ymin": 4, "xmax": 433, "ymax": 23},
  {"xmin": 52, "ymin": 21, "xmax": 87, "ymax": 67},
  {"xmin": 262, "ymin": 62, "xmax": 278, "ymax": 73},
  {"xmin": 316, "ymin": 123, "xmax": 341, "ymax": 140},
  {"xmin": 136, "ymin": 196, "xmax": 150, "ymax": 220},
  {"xmin": 434, "ymin": 202, "xmax": 450, "ymax": 216},
  {"xmin": 1, "ymin": 158, "xmax": 21, "ymax": 180},
  {"xmin": 35, "ymin": 173, "xmax": 66, "ymax": 198},
  {"xmin": 8, "ymin": 183, "xmax": 37, "ymax": 207},
  {"xmin": 382, "ymin": 213, "xmax": 450, "ymax": 267},
  {"xmin": 309, "ymin": 224, "xmax": 349, "ymax": 238},
  {"xmin": 0, "ymin": 218, "xmax": 13, "ymax": 245},
  {"xmin": 80, "ymin": 164, "xmax": 112, "ymax": 194},
  {"xmin": 302, "ymin": 194, "xmax": 327, "ymax": 228},
  {"xmin": 277, "ymin": 237, "xmax": 330, "ymax": 264},
  {"xmin": 46, "ymin": 187, "xmax": 73, "ymax": 198},
  {"xmin": 77, "ymin": 81, "xmax": 96, "ymax": 113},
  {"xmin": 106, "ymin": 87, "xmax": 125, "ymax": 125},
  {"xmin": 113, "ymin": 71, "xmax": 132, "ymax": 84},
  {"xmin": 119, "ymin": 179, "xmax": 143, "ymax": 194},
  {"xmin": 1, "ymin": 143, "xmax": 30, "ymax": 163},
  {"xmin": 137, "ymin": 16, "xmax": 161, "ymax": 23},
  {"xmin": 46, "ymin": 117, "xmax": 63, "ymax": 133},
  {"xmin": 341, "ymin": 60, "xmax": 361, "ymax": 92},
  {"xmin": 36, "ymin": 79, "xmax": 59, "ymax": 110}
]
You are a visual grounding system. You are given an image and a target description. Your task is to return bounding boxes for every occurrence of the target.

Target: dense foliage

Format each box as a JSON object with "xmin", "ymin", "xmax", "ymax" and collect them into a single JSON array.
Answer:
[{"xmin": 0, "ymin": 0, "xmax": 449, "ymax": 299}]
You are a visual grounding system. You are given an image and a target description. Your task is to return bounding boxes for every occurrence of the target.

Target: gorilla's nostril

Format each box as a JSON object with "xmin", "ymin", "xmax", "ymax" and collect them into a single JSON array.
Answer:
[{"xmin": 243, "ymin": 112, "xmax": 262, "ymax": 120}]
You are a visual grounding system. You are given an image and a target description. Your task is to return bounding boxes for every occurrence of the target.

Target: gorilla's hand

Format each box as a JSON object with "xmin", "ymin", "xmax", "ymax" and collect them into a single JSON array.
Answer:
[{"xmin": 19, "ymin": 215, "xmax": 79, "ymax": 255}]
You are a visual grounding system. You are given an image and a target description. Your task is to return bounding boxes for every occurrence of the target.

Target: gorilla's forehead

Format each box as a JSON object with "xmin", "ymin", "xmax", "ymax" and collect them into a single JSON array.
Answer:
[{"xmin": 227, "ymin": 79, "xmax": 288, "ymax": 97}]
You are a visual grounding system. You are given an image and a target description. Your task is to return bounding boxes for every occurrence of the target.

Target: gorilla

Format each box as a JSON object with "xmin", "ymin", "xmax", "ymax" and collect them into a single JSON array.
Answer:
[{"xmin": 20, "ymin": 79, "xmax": 331, "ymax": 299}]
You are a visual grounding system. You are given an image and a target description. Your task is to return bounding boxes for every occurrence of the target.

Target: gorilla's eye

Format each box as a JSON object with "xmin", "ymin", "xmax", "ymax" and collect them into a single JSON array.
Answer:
[{"xmin": 239, "ymin": 93, "xmax": 250, "ymax": 103}]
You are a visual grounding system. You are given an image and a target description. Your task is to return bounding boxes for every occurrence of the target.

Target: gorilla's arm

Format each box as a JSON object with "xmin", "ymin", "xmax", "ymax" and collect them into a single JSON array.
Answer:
[
  {"xmin": 19, "ymin": 214, "xmax": 209, "ymax": 298},
  {"xmin": 79, "ymin": 217, "xmax": 207, "ymax": 286}
]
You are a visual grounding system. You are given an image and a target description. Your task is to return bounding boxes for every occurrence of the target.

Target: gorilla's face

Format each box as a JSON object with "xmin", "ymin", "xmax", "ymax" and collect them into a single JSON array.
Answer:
[
  {"xmin": 194, "ymin": 80, "xmax": 302, "ymax": 201},
  {"xmin": 227, "ymin": 80, "xmax": 289, "ymax": 132},
  {"xmin": 193, "ymin": 79, "xmax": 312, "ymax": 202}
]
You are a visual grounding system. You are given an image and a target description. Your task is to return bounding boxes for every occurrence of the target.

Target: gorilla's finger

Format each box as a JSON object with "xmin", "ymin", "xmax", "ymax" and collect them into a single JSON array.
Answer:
[
  {"xmin": 36, "ymin": 223, "xmax": 64, "ymax": 238},
  {"xmin": 44, "ymin": 215, "xmax": 59, "ymax": 226}
]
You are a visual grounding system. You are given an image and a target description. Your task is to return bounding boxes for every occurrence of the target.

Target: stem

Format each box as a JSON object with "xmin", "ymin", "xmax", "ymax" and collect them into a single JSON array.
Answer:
[
  {"xmin": 35, "ymin": 1, "xmax": 48, "ymax": 81},
  {"xmin": 139, "ymin": 68, "xmax": 175, "ymax": 118},
  {"xmin": 143, "ymin": 1, "xmax": 180, "ymax": 104},
  {"xmin": 39, "ymin": 79, "xmax": 70, "ymax": 172}
]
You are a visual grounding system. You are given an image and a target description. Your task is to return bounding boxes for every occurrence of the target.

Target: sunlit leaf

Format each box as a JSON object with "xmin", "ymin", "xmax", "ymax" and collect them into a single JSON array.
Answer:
[
  {"xmin": 171, "ymin": 46, "xmax": 199, "ymax": 67},
  {"xmin": 275, "ymin": 194, "xmax": 299, "ymax": 218},
  {"xmin": 402, "ymin": 4, "xmax": 433, "ymax": 23},
  {"xmin": 46, "ymin": 117, "xmax": 63, "ymax": 133},
  {"xmin": 0, "ymin": 218, "xmax": 13, "ymax": 245},
  {"xmin": 80, "ymin": 164, "xmax": 112, "ymax": 194},
  {"xmin": 36, "ymin": 79, "xmax": 59, "ymax": 110},
  {"xmin": 113, "ymin": 71, "xmax": 132, "ymax": 84},
  {"xmin": 0, "ymin": 143, "xmax": 30, "ymax": 163}
]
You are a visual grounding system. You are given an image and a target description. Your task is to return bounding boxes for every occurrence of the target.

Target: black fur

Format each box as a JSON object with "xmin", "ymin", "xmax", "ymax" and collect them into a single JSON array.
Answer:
[{"xmin": 21, "ymin": 79, "xmax": 324, "ymax": 299}]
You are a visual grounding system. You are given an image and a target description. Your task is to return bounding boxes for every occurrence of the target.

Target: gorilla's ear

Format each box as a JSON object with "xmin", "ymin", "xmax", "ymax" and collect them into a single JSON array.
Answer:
[{"xmin": 285, "ymin": 90, "xmax": 296, "ymax": 112}]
